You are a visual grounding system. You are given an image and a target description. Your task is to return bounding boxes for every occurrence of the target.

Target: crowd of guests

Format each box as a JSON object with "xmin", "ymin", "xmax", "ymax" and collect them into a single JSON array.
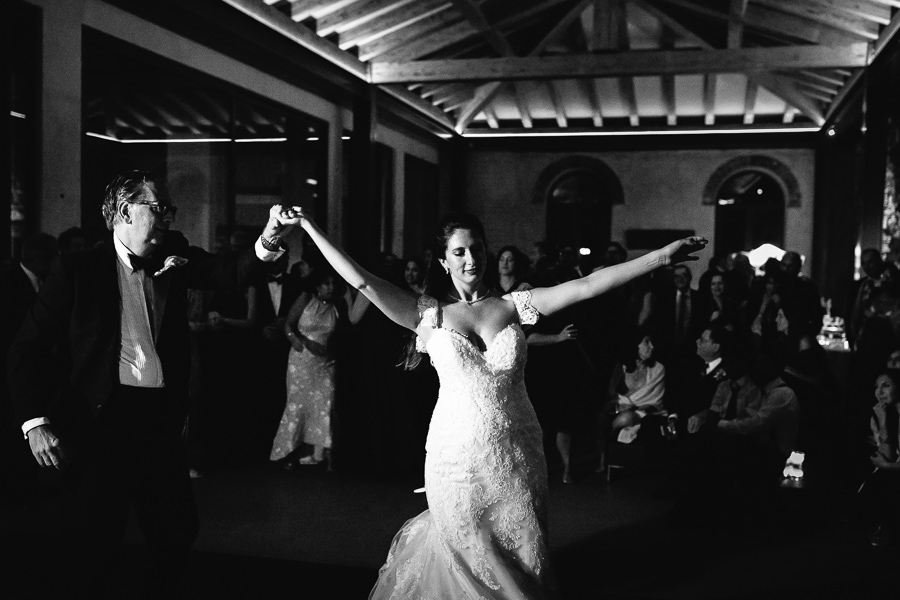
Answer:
[{"xmin": 5, "ymin": 224, "xmax": 900, "ymax": 547}]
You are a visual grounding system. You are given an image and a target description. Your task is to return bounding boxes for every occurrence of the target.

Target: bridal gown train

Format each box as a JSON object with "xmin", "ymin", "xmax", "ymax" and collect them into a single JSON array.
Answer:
[{"xmin": 369, "ymin": 290, "xmax": 557, "ymax": 600}]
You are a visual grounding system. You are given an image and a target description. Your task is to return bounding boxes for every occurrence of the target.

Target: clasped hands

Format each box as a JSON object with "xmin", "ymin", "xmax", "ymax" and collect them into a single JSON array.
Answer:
[{"xmin": 262, "ymin": 205, "xmax": 305, "ymax": 242}]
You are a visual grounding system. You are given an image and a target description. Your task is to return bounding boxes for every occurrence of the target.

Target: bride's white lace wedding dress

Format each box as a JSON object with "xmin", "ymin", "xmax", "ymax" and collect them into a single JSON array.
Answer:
[{"xmin": 369, "ymin": 290, "xmax": 557, "ymax": 600}]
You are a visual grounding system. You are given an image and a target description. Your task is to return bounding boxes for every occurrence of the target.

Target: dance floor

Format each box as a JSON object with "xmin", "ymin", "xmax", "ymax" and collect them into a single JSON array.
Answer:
[{"xmin": 3, "ymin": 460, "xmax": 897, "ymax": 599}]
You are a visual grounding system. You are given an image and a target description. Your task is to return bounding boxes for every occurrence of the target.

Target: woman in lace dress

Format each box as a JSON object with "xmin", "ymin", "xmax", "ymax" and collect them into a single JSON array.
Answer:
[
  {"xmin": 292, "ymin": 208, "xmax": 706, "ymax": 599},
  {"xmin": 270, "ymin": 269, "xmax": 343, "ymax": 469}
]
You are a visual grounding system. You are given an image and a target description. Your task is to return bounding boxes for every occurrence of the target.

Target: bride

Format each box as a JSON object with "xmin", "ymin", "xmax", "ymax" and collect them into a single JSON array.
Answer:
[{"xmin": 289, "ymin": 209, "xmax": 706, "ymax": 599}]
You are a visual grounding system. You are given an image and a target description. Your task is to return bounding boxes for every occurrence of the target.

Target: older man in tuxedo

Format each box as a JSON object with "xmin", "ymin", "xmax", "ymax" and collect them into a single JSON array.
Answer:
[{"xmin": 7, "ymin": 171, "xmax": 303, "ymax": 595}]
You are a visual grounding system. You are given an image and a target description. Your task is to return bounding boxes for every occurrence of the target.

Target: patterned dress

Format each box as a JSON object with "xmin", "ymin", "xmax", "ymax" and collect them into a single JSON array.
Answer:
[
  {"xmin": 369, "ymin": 290, "xmax": 557, "ymax": 599},
  {"xmin": 270, "ymin": 299, "xmax": 338, "ymax": 460}
]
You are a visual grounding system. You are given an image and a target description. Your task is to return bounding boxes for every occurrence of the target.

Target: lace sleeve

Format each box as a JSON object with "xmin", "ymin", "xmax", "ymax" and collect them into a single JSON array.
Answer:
[
  {"xmin": 511, "ymin": 289, "xmax": 539, "ymax": 326},
  {"xmin": 415, "ymin": 295, "xmax": 439, "ymax": 353}
]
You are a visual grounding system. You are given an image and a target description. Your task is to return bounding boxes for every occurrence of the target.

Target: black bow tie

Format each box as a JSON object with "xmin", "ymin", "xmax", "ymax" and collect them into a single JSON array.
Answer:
[
  {"xmin": 129, "ymin": 254, "xmax": 153, "ymax": 272},
  {"xmin": 268, "ymin": 274, "xmax": 285, "ymax": 284}
]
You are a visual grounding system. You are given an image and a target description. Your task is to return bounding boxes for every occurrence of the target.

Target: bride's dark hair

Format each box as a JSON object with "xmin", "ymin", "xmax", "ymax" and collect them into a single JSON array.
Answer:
[{"xmin": 399, "ymin": 212, "xmax": 489, "ymax": 370}]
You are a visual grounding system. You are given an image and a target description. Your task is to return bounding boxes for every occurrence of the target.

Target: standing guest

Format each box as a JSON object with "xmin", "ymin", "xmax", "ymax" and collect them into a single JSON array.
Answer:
[
  {"xmin": 780, "ymin": 251, "xmax": 824, "ymax": 336},
  {"xmin": 402, "ymin": 256, "xmax": 426, "ymax": 295},
  {"xmin": 850, "ymin": 249, "xmax": 888, "ymax": 350},
  {"xmin": 1, "ymin": 232, "xmax": 58, "ymax": 510},
  {"xmin": 6, "ymin": 171, "xmax": 302, "ymax": 595},
  {"xmin": 57, "ymin": 226, "xmax": 87, "ymax": 255},
  {"xmin": 250, "ymin": 251, "xmax": 303, "ymax": 462},
  {"xmin": 292, "ymin": 206, "xmax": 706, "ymax": 598},
  {"xmin": 271, "ymin": 269, "xmax": 346, "ymax": 469},
  {"xmin": 494, "ymin": 245, "xmax": 532, "ymax": 294}
]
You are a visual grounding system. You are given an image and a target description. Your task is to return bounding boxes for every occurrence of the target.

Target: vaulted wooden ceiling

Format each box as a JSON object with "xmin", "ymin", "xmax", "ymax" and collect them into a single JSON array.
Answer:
[{"xmin": 180, "ymin": 1, "xmax": 900, "ymax": 137}]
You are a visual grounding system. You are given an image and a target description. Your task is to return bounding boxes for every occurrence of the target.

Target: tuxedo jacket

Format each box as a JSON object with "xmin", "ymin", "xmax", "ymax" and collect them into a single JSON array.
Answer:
[
  {"xmin": 7, "ymin": 232, "xmax": 261, "ymax": 431},
  {"xmin": 665, "ymin": 355, "xmax": 730, "ymax": 421}
]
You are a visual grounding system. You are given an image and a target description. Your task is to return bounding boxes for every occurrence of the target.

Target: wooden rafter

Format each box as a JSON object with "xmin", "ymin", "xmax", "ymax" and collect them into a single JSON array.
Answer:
[
  {"xmin": 449, "ymin": 0, "xmax": 515, "ymax": 55},
  {"xmin": 547, "ymin": 81, "xmax": 567, "ymax": 128},
  {"xmin": 290, "ymin": 0, "xmax": 357, "ymax": 23},
  {"xmin": 315, "ymin": 0, "xmax": 418, "ymax": 38},
  {"xmin": 338, "ymin": 0, "xmax": 450, "ymax": 49},
  {"xmin": 359, "ymin": 4, "xmax": 474, "ymax": 61},
  {"xmin": 370, "ymin": 44, "xmax": 869, "ymax": 83},
  {"xmin": 634, "ymin": 0, "xmax": 828, "ymax": 125},
  {"xmin": 753, "ymin": 0, "xmax": 879, "ymax": 40},
  {"xmin": 453, "ymin": 0, "xmax": 593, "ymax": 132},
  {"xmin": 743, "ymin": 80, "xmax": 758, "ymax": 124},
  {"xmin": 582, "ymin": 79, "xmax": 603, "ymax": 127}
]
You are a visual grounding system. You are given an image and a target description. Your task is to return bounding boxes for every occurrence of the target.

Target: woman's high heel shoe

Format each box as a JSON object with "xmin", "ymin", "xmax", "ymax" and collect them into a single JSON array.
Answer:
[{"xmin": 298, "ymin": 455, "xmax": 324, "ymax": 466}]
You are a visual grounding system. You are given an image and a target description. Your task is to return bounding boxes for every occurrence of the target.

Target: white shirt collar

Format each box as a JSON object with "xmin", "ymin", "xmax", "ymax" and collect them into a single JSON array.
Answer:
[
  {"xmin": 705, "ymin": 356, "xmax": 722, "ymax": 374},
  {"xmin": 113, "ymin": 231, "xmax": 140, "ymax": 273},
  {"xmin": 19, "ymin": 263, "xmax": 41, "ymax": 292}
]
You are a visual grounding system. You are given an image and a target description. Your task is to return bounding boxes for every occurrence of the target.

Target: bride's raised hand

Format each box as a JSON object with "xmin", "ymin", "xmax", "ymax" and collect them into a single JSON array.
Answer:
[{"xmin": 662, "ymin": 236, "xmax": 708, "ymax": 265}]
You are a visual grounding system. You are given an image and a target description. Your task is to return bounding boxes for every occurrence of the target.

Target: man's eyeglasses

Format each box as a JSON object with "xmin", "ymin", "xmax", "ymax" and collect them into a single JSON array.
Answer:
[{"xmin": 128, "ymin": 200, "xmax": 177, "ymax": 217}]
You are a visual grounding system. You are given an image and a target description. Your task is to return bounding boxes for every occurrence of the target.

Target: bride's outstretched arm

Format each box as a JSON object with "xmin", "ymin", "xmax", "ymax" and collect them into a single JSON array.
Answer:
[
  {"xmin": 529, "ymin": 236, "xmax": 708, "ymax": 316},
  {"xmin": 295, "ymin": 208, "xmax": 419, "ymax": 331}
]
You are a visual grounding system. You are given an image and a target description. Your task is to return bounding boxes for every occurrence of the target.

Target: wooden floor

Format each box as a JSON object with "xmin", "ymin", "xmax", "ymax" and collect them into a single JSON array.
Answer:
[{"xmin": 3, "ymin": 460, "xmax": 897, "ymax": 599}]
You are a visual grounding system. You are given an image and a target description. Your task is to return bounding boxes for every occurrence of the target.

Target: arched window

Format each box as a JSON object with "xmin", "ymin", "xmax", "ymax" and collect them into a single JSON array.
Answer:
[
  {"xmin": 546, "ymin": 170, "xmax": 609, "ymax": 251},
  {"xmin": 714, "ymin": 170, "xmax": 785, "ymax": 254},
  {"xmin": 703, "ymin": 156, "xmax": 800, "ymax": 255},
  {"xmin": 534, "ymin": 156, "xmax": 623, "ymax": 256}
]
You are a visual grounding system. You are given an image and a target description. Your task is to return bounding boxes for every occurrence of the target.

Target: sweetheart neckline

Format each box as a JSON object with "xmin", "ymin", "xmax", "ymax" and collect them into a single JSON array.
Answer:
[{"xmin": 437, "ymin": 323, "xmax": 520, "ymax": 354}]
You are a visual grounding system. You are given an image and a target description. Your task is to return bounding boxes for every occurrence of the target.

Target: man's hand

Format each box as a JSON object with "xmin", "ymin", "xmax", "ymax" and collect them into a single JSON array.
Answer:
[
  {"xmin": 27, "ymin": 425, "xmax": 69, "ymax": 470},
  {"xmin": 686, "ymin": 413, "xmax": 706, "ymax": 434}
]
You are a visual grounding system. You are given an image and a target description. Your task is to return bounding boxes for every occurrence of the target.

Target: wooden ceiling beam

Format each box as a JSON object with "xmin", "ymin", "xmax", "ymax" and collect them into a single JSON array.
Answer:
[
  {"xmin": 633, "ymin": 0, "xmax": 825, "ymax": 125},
  {"xmin": 583, "ymin": 79, "xmax": 604, "ymax": 127},
  {"xmin": 743, "ymin": 80, "xmax": 758, "ymax": 124},
  {"xmin": 655, "ymin": 0, "xmax": 870, "ymax": 45},
  {"xmin": 290, "ymin": 0, "xmax": 356, "ymax": 23},
  {"xmin": 512, "ymin": 82, "xmax": 533, "ymax": 129},
  {"xmin": 338, "ymin": 0, "xmax": 450, "ymax": 49},
  {"xmin": 753, "ymin": 0, "xmax": 879, "ymax": 40},
  {"xmin": 453, "ymin": 0, "xmax": 592, "ymax": 132},
  {"xmin": 449, "ymin": 0, "xmax": 515, "ymax": 56},
  {"xmin": 222, "ymin": 0, "xmax": 367, "ymax": 79},
  {"xmin": 482, "ymin": 105, "xmax": 499, "ymax": 129},
  {"xmin": 370, "ymin": 43, "xmax": 870, "ymax": 83},
  {"xmin": 361, "ymin": 12, "xmax": 476, "ymax": 62},
  {"xmin": 369, "ymin": 0, "xmax": 565, "ymax": 62},
  {"xmin": 727, "ymin": 0, "xmax": 748, "ymax": 48},
  {"xmin": 315, "ymin": 0, "xmax": 417, "ymax": 37},
  {"xmin": 547, "ymin": 81, "xmax": 568, "ymax": 128}
]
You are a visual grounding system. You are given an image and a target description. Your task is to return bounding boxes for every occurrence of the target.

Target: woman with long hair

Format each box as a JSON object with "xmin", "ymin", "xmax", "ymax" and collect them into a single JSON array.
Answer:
[
  {"xmin": 291, "ymin": 207, "xmax": 706, "ymax": 599},
  {"xmin": 494, "ymin": 245, "xmax": 532, "ymax": 294}
]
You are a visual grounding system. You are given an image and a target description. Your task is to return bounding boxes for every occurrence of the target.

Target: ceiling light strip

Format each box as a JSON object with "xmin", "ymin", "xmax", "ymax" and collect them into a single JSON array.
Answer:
[{"xmin": 462, "ymin": 126, "xmax": 821, "ymax": 138}]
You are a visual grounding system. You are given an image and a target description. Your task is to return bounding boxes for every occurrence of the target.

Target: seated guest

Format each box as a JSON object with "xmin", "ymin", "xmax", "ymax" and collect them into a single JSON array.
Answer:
[
  {"xmin": 664, "ymin": 324, "xmax": 732, "ymax": 438},
  {"xmin": 855, "ymin": 369, "xmax": 900, "ymax": 546},
  {"xmin": 688, "ymin": 352, "xmax": 799, "ymax": 494},
  {"xmin": 602, "ymin": 330, "xmax": 666, "ymax": 436}
]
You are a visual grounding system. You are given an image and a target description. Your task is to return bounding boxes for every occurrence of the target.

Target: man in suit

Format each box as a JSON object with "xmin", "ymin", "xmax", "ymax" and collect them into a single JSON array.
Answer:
[
  {"xmin": 1, "ymin": 232, "xmax": 58, "ymax": 510},
  {"xmin": 249, "ymin": 251, "xmax": 303, "ymax": 460},
  {"xmin": 7, "ymin": 171, "xmax": 302, "ymax": 595},
  {"xmin": 665, "ymin": 323, "xmax": 732, "ymax": 437}
]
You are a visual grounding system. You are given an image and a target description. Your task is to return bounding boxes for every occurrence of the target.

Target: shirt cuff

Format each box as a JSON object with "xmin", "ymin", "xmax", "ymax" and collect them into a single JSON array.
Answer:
[
  {"xmin": 22, "ymin": 417, "xmax": 50, "ymax": 438},
  {"xmin": 255, "ymin": 237, "xmax": 286, "ymax": 261}
]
